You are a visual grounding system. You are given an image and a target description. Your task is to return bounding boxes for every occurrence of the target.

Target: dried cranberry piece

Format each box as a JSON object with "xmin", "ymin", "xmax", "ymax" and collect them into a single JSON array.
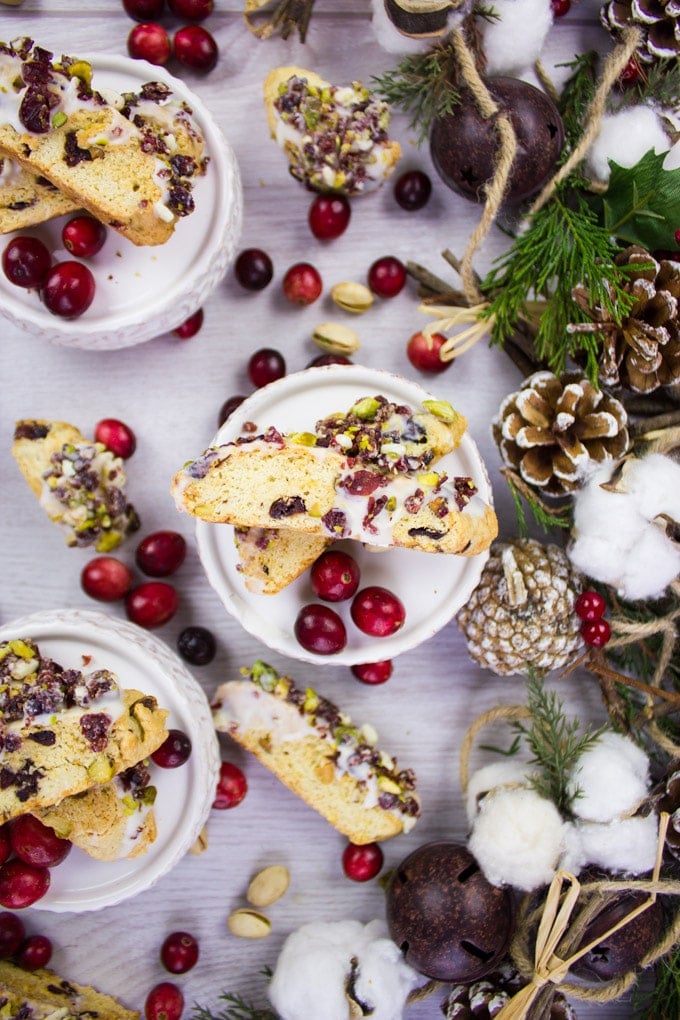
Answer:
[
  {"xmin": 19, "ymin": 87, "xmax": 53, "ymax": 133},
  {"xmin": 341, "ymin": 470, "xmax": 386, "ymax": 496},
  {"xmin": 79, "ymin": 712, "xmax": 112, "ymax": 752},
  {"xmin": 269, "ymin": 496, "xmax": 306, "ymax": 519}
]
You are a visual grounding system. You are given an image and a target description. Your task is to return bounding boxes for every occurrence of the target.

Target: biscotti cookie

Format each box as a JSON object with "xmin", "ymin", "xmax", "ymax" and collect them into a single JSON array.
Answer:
[
  {"xmin": 0, "ymin": 39, "xmax": 204, "ymax": 245},
  {"xmin": 0, "ymin": 960, "xmax": 140, "ymax": 1019},
  {"xmin": 234, "ymin": 526, "xmax": 332, "ymax": 594},
  {"xmin": 35, "ymin": 760, "xmax": 158, "ymax": 861},
  {"xmin": 264, "ymin": 66, "xmax": 401, "ymax": 195},
  {"xmin": 12, "ymin": 419, "xmax": 140, "ymax": 551},
  {"xmin": 0, "ymin": 637, "xmax": 168, "ymax": 823},
  {"xmin": 212, "ymin": 661, "xmax": 420, "ymax": 843},
  {"xmin": 0, "ymin": 156, "xmax": 78, "ymax": 231}
]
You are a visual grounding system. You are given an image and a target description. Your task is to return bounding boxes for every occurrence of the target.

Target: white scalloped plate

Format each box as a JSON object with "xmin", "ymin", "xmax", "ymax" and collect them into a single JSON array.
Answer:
[
  {"xmin": 196, "ymin": 365, "xmax": 494, "ymax": 666},
  {"xmin": 0, "ymin": 609, "xmax": 220, "ymax": 912},
  {"xmin": 0, "ymin": 54, "xmax": 242, "ymax": 349}
]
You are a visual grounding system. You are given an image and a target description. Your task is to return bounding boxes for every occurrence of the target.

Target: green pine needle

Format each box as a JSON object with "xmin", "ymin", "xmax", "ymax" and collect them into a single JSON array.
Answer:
[
  {"xmin": 504, "ymin": 473, "xmax": 573, "ymax": 536},
  {"xmin": 634, "ymin": 937, "xmax": 680, "ymax": 1019},
  {"xmin": 371, "ymin": 42, "xmax": 460, "ymax": 143},
  {"xmin": 192, "ymin": 992, "xmax": 277, "ymax": 1020}
]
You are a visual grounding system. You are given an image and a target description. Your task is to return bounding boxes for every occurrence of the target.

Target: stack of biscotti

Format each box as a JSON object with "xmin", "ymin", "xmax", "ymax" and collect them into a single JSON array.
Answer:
[
  {"xmin": 12, "ymin": 419, "xmax": 140, "ymax": 552},
  {"xmin": 0, "ymin": 38, "xmax": 206, "ymax": 243},
  {"xmin": 213, "ymin": 661, "xmax": 420, "ymax": 843},
  {"xmin": 173, "ymin": 393, "xmax": 498, "ymax": 570},
  {"xmin": 0, "ymin": 960, "xmax": 140, "ymax": 1019}
]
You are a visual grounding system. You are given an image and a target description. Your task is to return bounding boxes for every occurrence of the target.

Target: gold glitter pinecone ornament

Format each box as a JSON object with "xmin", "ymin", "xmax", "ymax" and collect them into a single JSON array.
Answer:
[
  {"xmin": 457, "ymin": 538, "xmax": 585, "ymax": 676},
  {"xmin": 442, "ymin": 965, "xmax": 577, "ymax": 1019},
  {"xmin": 493, "ymin": 370, "xmax": 629, "ymax": 497},
  {"xmin": 571, "ymin": 246, "xmax": 680, "ymax": 393},
  {"xmin": 600, "ymin": 0, "xmax": 679, "ymax": 64}
]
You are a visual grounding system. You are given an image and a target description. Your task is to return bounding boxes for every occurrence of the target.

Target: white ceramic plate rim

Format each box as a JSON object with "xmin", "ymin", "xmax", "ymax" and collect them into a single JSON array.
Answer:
[
  {"xmin": 0, "ymin": 54, "xmax": 243, "ymax": 349},
  {"xmin": 0, "ymin": 608, "xmax": 220, "ymax": 913},
  {"xmin": 195, "ymin": 364, "xmax": 493, "ymax": 666}
]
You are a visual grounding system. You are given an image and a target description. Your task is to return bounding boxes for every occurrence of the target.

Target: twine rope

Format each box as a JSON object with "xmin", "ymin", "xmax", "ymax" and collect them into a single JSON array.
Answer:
[{"xmin": 459, "ymin": 704, "xmax": 531, "ymax": 795}]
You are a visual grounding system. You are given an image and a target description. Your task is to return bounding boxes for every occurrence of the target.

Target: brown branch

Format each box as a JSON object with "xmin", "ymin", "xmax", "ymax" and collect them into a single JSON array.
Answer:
[{"xmin": 586, "ymin": 652, "xmax": 680, "ymax": 709}]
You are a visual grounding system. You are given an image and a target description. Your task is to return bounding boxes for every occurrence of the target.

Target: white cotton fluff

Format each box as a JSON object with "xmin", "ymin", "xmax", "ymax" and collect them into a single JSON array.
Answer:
[
  {"xmin": 268, "ymin": 919, "xmax": 420, "ymax": 1020},
  {"xmin": 468, "ymin": 785, "xmax": 566, "ymax": 891},
  {"xmin": 573, "ymin": 814, "xmax": 659, "ymax": 875},
  {"xmin": 481, "ymin": 0, "xmax": 553, "ymax": 74},
  {"xmin": 569, "ymin": 455, "xmax": 680, "ymax": 601},
  {"xmin": 465, "ymin": 761, "xmax": 532, "ymax": 824},
  {"xmin": 559, "ymin": 821, "xmax": 588, "ymax": 875},
  {"xmin": 567, "ymin": 732, "xmax": 650, "ymax": 823},
  {"xmin": 585, "ymin": 107, "xmax": 670, "ymax": 183}
]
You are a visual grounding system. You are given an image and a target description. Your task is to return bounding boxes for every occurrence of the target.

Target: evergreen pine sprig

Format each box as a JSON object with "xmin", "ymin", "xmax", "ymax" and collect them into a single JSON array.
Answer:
[
  {"xmin": 556, "ymin": 51, "xmax": 600, "ymax": 148},
  {"xmin": 371, "ymin": 42, "xmax": 461, "ymax": 142},
  {"xmin": 614, "ymin": 58, "xmax": 680, "ymax": 112},
  {"xmin": 634, "ymin": 937, "xmax": 680, "ymax": 1019},
  {"xmin": 516, "ymin": 673, "xmax": 605, "ymax": 814},
  {"xmin": 503, "ymin": 469, "xmax": 573, "ymax": 536},
  {"xmin": 192, "ymin": 990, "xmax": 277, "ymax": 1019}
]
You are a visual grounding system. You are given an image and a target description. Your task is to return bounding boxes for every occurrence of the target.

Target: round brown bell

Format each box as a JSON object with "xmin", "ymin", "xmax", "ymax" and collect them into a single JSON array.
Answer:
[
  {"xmin": 429, "ymin": 77, "xmax": 564, "ymax": 205},
  {"xmin": 385, "ymin": 841, "xmax": 515, "ymax": 981},
  {"xmin": 571, "ymin": 888, "xmax": 665, "ymax": 981}
]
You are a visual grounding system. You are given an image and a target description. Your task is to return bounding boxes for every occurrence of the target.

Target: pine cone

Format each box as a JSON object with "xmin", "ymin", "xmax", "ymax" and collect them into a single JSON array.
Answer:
[
  {"xmin": 647, "ymin": 762, "xmax": 680, "ymax": 862},
  {"xmin": 572, "ymin": 247, "xmax": 680, "ymax": 393},
  {"xmin": 493, "ymin": 370, "xmax": 629, "ymax": 497},
  {"xmin": 442, "ymin": 965, "xmax": 577, "ymax": 1019},
  {"xmin": 457, "ymin": 538, "xmax": 585, "ymax": 676},
  {"xmin": 600, "ymin": 0, "xmax": 679, "ymax": 65}
]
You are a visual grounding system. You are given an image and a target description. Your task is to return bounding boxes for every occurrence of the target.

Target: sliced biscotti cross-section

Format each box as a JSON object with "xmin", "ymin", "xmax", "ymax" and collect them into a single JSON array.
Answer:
[
  {"xmin": 12, "ymin": 419, "xmax": 140, "ymax": 551},
  {"xmin": 0, "ymin": 155, "xmax": 78, "ymax": 232},
  {"xmin": 0, "ymin": 39, "xmax": 204, "ymax": 245},
  {"xmin": 213, "ymin": 661, "xmax": 420, "ymax": 843},
  {"xmin": 0, "ymin": 637, "xmax": 168, "ymax": 823},
  {"xmin": 0, "ymin": 960, "xmax": 140, "ymax": 1019}
]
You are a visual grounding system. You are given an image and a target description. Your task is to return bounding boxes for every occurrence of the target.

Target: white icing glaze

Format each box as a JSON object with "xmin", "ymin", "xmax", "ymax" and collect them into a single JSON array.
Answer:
[{"xmin": 212, "ymin": 680, "xmax": 310, "ymax": 742}]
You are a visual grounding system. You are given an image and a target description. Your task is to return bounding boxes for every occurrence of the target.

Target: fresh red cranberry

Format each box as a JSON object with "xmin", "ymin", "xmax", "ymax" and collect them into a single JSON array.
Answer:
[
  {"xmin": 394, "ymin": 169, "xmax": 432, "ymax": 211},
  {"xmin": 174, "ymin": 25, "xmax": 218, "ymax": 71},
  {"xmin": 308, "ymin": 194, "xmax": 351, "ymax": 240},
  {"xmin": 550, "ymin": 0, "xmax": 570, "ymax": 14},
  {"xmin": 218, "ymin": 394, "xmax": 246, "ymax": 427},
  {"xmin": 248, "ymin": 347, "xmax": 286, "ymax": 387},
  {"xmin": 213, "ymin": 761, "xmax": 247, "ymax": 809},
  {"xmin": 581, "ymin": 618, "xmax": 611, "ymax": 648},
  {"xmin": 306, "ymin": 353, "xmax": 353, "ymax": 368},
  {"xmin": 234, "ymin": 248, "xmax": 273, "ymax": 291},
  {"xmin": 94, "ymin": 417, "xmax": 137, "ymax": 459},
  {"xmin": 367, "ymin": 256, "xmax": 407, "ymax": 298},
  {"xmin": 169, "ymin": 0, "xmax": 213, "ymax": 19},
  {"xmin": 351, "ymin": 660, "xmax": 393, "ymax": 685},
  {"xmin": 294, "ymin": 604, "xmax": 347, "ymax": 655},
  {"xmin": 16, "ymin": 933, "xmax": 53, "ymax": 970},
  {"xmin": 351, "ymin": 586, "xmax": 405, "ymax": 637},
  {"xmin": 675, "ymin": 228, "xmax": 680, "ymax": 246},
  {"xmin": 125, "ymin": 582, "xmax": 179, "ymax": 628},
  {"xmin": 0, "ymin": 826, "xmax": 10, "ymax": 868},
  {"xmin": 81, "ymin": 556, "xmax": 134, "ymax": 602},
  {"xmin": 0, "ymin": 860, "xmax": 50, "ymax": 909},
  {"xmin": 145, "ymin": 981, "xmax": 184, "ymax": 1020},
  {"xmin": 575, "ymin": 590, "xmax": 606, "ymax": 623},
  {"xmin": 151, "ymin": 729, "xmax": 192, "ymax": 768},
  {"xmin": 282, "ymin": 262, "xmax": 322, "ymax": 305},
  {"xmin": 310, "ymin": 550, "xmax": 360, "ymax": 602},
  {"xmin": 406, "ymin": 331, "xmax": 450, "ymax": 374},
  {"xmin": 123, "ymin": 0, "xmax": 165, "ymax": 20},
  {"xmin": 173, "ymin": 308, "xmax": 203, "ymax": 339},
  {"xmin": 9, "ymin": 815, "xmax": 71, "ymax": 869},
  {"xmin": 160, "ymin": 931, "xmax": 199, "ymax": 974},
  {"xmin": 177, "ymin": 625, "xmax": 216, "ymax": 665},
  {"xmin": 136, "ymin": 531, "xmax": 187, "ymax": 577},
  {"xmin": 61, "ymin": 215, "xmax": 107, "ymax": 258},
  {"xmin": 2, "ymin": 236, "xmax": 51, "ymax": 289},
  {"xmin": 342, "ymin": 841, "xmax": 384, "ymax": 882},
  {"xmin": 127, "ymin": 22, "xmax": 172, "ymax": 64},
  {"xmin": 41, "ymin": 261, "xmax": 95, "ymax": 318},
  {"xmin": 0, "ymin": 912, "xmax": 25, "ymax": 959}
]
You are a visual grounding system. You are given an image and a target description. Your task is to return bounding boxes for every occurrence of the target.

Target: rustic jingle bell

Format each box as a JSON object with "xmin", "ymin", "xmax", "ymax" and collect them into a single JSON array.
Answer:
[
  {"xmin": 385, "ymin": 841, "xmax": 515, "ymax": 981},
  {"xmin": 571, "ymin": 887, "xmax": 665, "ymax": 981},
  {"xmin": 429, "ymin": 76, "xmax": 564, "ymax": 205}
]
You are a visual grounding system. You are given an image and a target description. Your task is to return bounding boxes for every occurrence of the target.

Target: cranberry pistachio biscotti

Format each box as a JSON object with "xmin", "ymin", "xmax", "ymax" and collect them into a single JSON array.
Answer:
[
  {"xmin": 0, "ymin": 960, "xmax": 140, "ymax": 1019},
  {"xmin": 212, "ymin": 661, "xmax": 420, "ymax": 843}
]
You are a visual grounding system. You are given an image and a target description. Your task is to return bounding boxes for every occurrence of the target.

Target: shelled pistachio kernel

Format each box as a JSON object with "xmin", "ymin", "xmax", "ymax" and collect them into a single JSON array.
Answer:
[
  {"xmin": 330, "ymin": 281, "xmax": 374, "ymax": 314},
  {"xmin": 228, "ymin": 908, "xmax": 272, "ymax": 939},
  {"xmin": 246, "ymin": 865, "xmax": 290, "ymax": 907},
  {"xmin": 312, "ymin": 321, "xmax": 360, "ymax": 355}
]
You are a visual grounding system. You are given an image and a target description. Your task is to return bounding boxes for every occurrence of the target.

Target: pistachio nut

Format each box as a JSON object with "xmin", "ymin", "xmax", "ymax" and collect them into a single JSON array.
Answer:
[
  {"xmin": 330, "ymin": 281, "xmax": 374, "ymax": 314},
  {"xmin": 246, "ymin": 864, "xmax": 290, "ymax": 907},
  {"xmin": 422, "ymin": 398, "xmax": 458, "ymax": 424},
  {"xmin": 312, "ymin": 321, "xmax": 360, "ymax": 356},
  {"xmin": 189, "ymin": 825, "xmax": 208, "ymax": 855},
  {"xmin": 227, "ymin": 908, "xmax": 272, "ymax": 939}
]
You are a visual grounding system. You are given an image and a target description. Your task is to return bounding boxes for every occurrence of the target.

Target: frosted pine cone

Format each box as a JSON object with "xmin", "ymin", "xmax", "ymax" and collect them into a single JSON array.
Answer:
[
  {"xmin": 442, "ymin": 965, "xmax": 577, "ymax": 1019},
  {"xmin": 493, "ymin": 370, "xmax": 629, "ymax": 496},
  {"xmin": 600, "ymin": 0, "xmax": 679, "ymax": 65},
  {"xmin": 457, "ymin": 538, "xmax": 585, "ymax": 676},
  {"xmin": 571, "ymin": 247, "xmax": 680, "ymax": 394}
]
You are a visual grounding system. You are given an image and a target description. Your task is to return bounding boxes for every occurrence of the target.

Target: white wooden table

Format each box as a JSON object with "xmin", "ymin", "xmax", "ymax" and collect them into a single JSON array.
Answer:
[{"xmin": 0, "ymin": 1, "xmax": 639, "ymax": 1016}]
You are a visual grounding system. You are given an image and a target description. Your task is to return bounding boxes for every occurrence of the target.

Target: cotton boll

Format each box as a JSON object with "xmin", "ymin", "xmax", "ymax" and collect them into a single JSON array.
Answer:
[
  {"xmin": 585, "ymin": 107, "xmax": 670, "ymax": 183},
  {"xmin": 574, "ymin": 814, "xmax": 659, "ymax": 875},
  {"xmin": 468, "ymin": 786, "xmax": 566, "ymax": 891},
  {"xmin": 465, "ymin": 761, "xmax": 532, "ymax": 823},
  {"xmin": 268, "ymin": 919, "xmax": 420, "ymax": 1020},
  {"xmin": 481, "ymin": 0, "xmax": 553, "ymax": 74},
  {"xmin": 567, "ymin": 732, "xmax": 650, "ymax": 822},
  {"xmin": 560, "ymin": 821, "xmax": 587, "ymax": 875}
]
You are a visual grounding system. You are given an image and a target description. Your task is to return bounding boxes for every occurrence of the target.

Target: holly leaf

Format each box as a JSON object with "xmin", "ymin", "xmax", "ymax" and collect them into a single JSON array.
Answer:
[{"xmin": 597, "ymin": 149, "xmax": 680, "ymax": 251}]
